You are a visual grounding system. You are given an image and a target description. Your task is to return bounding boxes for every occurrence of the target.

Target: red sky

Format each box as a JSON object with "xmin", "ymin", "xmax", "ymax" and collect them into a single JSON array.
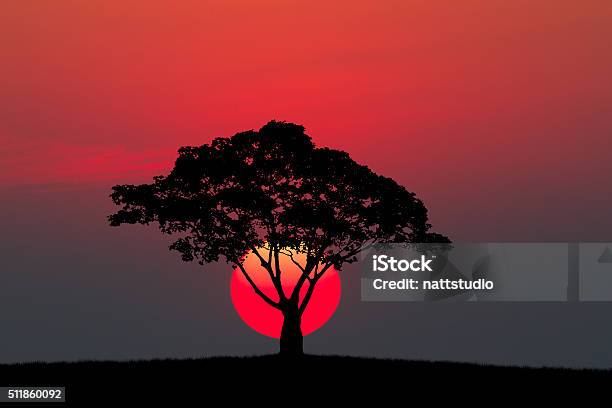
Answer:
[{"xmin": 2, "ymin": 1, "xmax": 612, "ymax": 240}]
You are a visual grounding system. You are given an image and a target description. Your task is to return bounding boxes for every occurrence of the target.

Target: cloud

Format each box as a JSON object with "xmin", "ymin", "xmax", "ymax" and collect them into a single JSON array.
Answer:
[{"xmin": 0, "ymin": 141, "xmax": 175, "ymax": 189}]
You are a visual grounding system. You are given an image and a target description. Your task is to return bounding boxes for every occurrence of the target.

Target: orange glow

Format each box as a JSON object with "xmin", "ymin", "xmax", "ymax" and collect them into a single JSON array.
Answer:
[{"xmin": 230, "ymin": 248, "xmax": 340, "ymax": 338}]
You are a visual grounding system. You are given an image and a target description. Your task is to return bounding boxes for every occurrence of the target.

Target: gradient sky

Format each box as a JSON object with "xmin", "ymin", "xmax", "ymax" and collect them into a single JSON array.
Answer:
[
  {"xmin": 2, "ymin": 0, "xmax": 612, "ymax": 239},
  {"xmin": 1, "ymin": 1, "xmax": 612, "ymax": 364}
]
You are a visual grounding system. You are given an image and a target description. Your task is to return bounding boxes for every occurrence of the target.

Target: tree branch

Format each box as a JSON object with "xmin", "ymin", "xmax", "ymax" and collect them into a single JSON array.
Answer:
[
  {"xmin": 279, "ymin": 249, "xmax": 308, "ymax": 276},
  {"xmin": 267, "ymin": 243, "xmax": 273, "ymax": 266},
  {"xmin": 250, "ymin": 245, "xmax": 270, "ymax": 268},
  {"xmin": 330, "ymin": 241, "xmax": 375, "ymax": 268},
  {"xmin": 273, "ymin": 245, "xmax": 283, "ymax": 283},
  {"xmin": 290, "ymin": 243, "xmax": 328, "ymax": 301},
  {"xmin": 299, "ymin": 262, "xmax": 335, "ymax": 316},
  {"xmin": 234, "ymin": 261, "xmax": 281, "ymax": 310},
  {"xmin": 250, "ymin": 245, "xmax": 286, "ymax": 302},
  {"xmin": 298, "ymin": 278, "xmax": 315, "ymax": 316},
  {"xmin": 314, "ymin": 262, "xmax": 334, "ymax": 279}
]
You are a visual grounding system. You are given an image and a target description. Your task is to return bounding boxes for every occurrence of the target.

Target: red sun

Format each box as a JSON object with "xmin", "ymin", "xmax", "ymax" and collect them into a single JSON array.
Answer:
[{"xmin": 230, "ymin": 248, "xmax": 341, "ymax": 338}]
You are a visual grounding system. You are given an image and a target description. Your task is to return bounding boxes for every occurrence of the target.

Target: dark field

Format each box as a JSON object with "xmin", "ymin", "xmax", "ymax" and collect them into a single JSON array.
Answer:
[{"xmin": 1, "ymin": 355, "xmax": 609, "ymax": 404}]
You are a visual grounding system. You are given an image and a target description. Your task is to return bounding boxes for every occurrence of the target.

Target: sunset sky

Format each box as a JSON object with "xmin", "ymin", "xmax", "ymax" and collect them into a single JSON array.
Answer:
[
  {"xmin": 2, "ymin": 0, "xmax": 611, "ymax": 239},
  {"xmin": 1, "ymin": 1, "xmax": 612, "ymax": 364}
]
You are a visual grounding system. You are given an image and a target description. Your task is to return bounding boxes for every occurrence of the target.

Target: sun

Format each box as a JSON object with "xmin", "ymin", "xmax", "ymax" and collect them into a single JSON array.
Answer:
[{"xmin": 230, "ymin": 247, "xmax": 341, "ymax": 338}]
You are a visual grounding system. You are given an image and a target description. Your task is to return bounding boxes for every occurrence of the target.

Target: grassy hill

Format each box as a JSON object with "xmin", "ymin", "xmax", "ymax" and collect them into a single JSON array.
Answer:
[{"xmin": 0, "ymin": 355, "xmax": 609, "ymax": 404}]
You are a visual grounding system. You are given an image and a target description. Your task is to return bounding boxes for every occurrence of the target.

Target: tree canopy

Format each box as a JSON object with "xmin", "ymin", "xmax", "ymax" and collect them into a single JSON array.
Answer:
[{"xmin": 110, "ymin": 121, "xmax": 447, "ymax": 270}]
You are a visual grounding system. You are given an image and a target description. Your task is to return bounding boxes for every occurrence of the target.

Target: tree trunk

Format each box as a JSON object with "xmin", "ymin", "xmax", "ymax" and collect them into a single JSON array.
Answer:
[{"xmin": 279, "ymin": 303, "xmax": 303, "ymax": 356}]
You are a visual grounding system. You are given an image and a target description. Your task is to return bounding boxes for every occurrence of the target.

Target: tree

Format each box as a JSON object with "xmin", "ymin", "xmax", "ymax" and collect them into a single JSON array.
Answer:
[{"xmin": 109, "ymin": 121, "xmax": 449, "ymax": 356}]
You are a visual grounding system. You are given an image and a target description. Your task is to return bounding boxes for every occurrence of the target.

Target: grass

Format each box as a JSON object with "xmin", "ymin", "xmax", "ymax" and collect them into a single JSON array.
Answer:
[{"xmin": 0, "ymin": 355, "xmax": 609, "ymax": 403}]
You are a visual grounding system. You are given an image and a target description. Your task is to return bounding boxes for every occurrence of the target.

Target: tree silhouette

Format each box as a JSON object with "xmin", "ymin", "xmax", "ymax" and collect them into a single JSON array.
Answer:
[{"xmin": 109, "ymin": 121, "xmax": 449, "ymax": 355}]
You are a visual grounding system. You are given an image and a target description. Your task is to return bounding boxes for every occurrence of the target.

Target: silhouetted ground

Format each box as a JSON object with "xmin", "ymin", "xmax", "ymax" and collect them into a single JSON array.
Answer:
[{"xmin": 0, "ymin": 355, "xmax": 609, "ymax": 404}]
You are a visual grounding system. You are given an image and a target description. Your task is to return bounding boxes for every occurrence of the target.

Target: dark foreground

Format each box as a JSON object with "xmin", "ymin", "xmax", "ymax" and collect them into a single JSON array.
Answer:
[{"xmin": 0, "ymin": 355, "xmax": 609, "ymax": 404}]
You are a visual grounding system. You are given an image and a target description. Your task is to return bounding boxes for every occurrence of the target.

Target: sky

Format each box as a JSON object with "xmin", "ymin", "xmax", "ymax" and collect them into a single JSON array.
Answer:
[{"xmin": 1, "ymin": 1, "xmax": 612, "ymax": 364}]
